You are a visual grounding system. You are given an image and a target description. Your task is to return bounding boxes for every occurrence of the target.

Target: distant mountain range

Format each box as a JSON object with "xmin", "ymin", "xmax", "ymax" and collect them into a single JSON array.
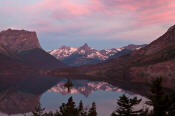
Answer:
[
  {"xmin": 0, "ymin": 28, "xmax": 146, "ymax": 74},
  {"xmin": 48, "ymin": 43, "xmax": 146, "ymax": 66},
  {"xmin": 2, "ymin": 24, "xmax": 175, "ymax": 94},
  {"xmin": 49, "ymin": 24, "xmax": 175, "ymax": 91}
]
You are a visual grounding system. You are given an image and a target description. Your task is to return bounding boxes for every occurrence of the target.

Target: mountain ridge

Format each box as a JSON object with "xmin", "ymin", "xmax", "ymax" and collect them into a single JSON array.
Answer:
[
  {"xmin": 0, "ymin": 29, "xmax": 41, "ymax": 56},
  {"xmin": 0, "ymin": 29, "xmax": 65, "ymax": 73},
  {"xmin": 48, "ymin": 43, "xmax": 146, "ymax": 66},
  {"xmin": 49, "ymin": 24, "xmax": 175, "ymax": 90}
]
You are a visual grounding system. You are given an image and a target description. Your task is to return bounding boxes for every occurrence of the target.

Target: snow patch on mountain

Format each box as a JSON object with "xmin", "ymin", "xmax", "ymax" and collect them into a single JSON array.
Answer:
[
  {"xmin": 48, "ymin": 44, "xmax": 126, "ymax": 61},
  {"xmin": 49, "ymin": 46, "xmax": 78, "ymax": 60},
  {"xmin": 48, "ymin": 43, "xmax": 147, "ymax": 66}
]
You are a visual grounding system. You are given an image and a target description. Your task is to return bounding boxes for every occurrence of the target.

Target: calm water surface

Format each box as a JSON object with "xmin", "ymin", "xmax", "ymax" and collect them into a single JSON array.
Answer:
[{"xmin": 0, "ymin": 75, "xmax": 148, "ymax": 116}]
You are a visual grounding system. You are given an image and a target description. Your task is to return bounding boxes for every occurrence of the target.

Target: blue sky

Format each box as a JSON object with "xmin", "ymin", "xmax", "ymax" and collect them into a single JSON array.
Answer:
[{"xmin": 0, "ymin": 0, "xmax": 175, "ymax": 50}]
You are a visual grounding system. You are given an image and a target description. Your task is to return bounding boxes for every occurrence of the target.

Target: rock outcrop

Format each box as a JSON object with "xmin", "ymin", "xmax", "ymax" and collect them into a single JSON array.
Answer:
[
  {"xmin": 0, "ymin": 29, "xmax": 41, "ymax": 56},
  {"xmin": 0, "ymin": 29, "xmax": 65, "ymax": 72}
]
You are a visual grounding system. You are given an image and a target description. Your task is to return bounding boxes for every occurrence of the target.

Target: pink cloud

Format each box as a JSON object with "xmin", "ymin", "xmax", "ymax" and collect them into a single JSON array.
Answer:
[
  {"xmin": 1, "ymin": 0, "xmax": 175, "ymax": 44},
  {"xmin": 24, "ymin": 0, "xmax": 175, "ymax": 26},
  {"xmin": 135, "ymin": 1, "xmax": 175, "ymax": 25},
  {"xmin": 28, "ymin": 0, "xmax": 104, "ymax": 18}
]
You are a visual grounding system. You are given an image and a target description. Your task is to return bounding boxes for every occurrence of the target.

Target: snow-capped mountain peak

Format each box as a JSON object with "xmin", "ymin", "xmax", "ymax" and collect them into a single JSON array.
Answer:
[
  {"xmin": 49, "ymin": 46, "xmax": 77, "ymax": 60},
  {"xmin": 48, "ymin": 44, "xmax": 146, "ymax": 66},
  {"xmin": 78, "ymin": 43, "xmax": 91, "ymax": 50}
]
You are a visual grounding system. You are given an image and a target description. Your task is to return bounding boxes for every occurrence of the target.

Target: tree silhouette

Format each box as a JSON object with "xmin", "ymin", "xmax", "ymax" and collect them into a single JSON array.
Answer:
[
  {"xmin": 112, "ymin": 94, "xmax": 142, "ymax": 116},
  {"xmin": 146, "ymin": 77, "xmax": 169, "ymax": 116},
  {"xmin": 78, "ymin": 100, "xmax": 84, "ymax": 112},
  {"xmin": 64, "ymin": 79, "xmax": 73, "ymax": 93},
  {"xmin": 88, "ymin": 102, "xmax": 97, "ymax": 116},
  {"xmin": 78, "ymin": 100, "xmax": 88, "ymax": 116},
  {"xmin": 59, "ymin": 96, "xmax": 79, "ymax": 116}
]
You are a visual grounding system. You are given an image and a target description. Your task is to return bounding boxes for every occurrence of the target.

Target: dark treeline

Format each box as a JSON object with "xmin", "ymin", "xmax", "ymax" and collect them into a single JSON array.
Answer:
[
  {"xmin": 30, "ymin": 96, "xmax": 97, "ymax": 116},
  {"xmin": 111, "ymin": 77, "xmax": 175, "ymax": 116},
  {"xmin": 29, "ymin": 77, "xmax": 175, "ymax": 116}
]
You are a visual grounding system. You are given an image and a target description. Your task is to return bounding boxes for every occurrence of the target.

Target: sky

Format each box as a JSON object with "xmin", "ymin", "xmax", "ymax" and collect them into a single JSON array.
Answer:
[{"xmin": 0, "ymin": 0, "xmax": 175, "ymax": 50}]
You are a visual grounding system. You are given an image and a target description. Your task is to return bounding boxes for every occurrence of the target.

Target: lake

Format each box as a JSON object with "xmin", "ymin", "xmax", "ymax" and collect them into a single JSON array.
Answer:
[{"xmin": 0, "ymin": 75, "xmax": 148, "ymax": 116}]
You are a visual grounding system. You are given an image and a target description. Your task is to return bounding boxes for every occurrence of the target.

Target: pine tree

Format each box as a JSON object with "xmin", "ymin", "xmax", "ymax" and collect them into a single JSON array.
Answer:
[
  {"xmin": 79, "ymin": 100, "xmax": 84, "ymax": 112},
  {"xmin": 146, "ymin": 77, "xmax": 169, "ymax": 116},
  {"xmin": 32, "ymin": 103, "xmax": 45, "ymax": 116},
  {"xmin": 59, "ymin": 96, "xmax": 79, "ymax": 116},
  {"xmin": 112, "ymin": 94, "xmax": 142, "ymax": 116},
  {"xmin": 88, "ymin": 102, "xmax": 97, "ymax": 116},
  {"xmin": 78, "ymin": 100, "xmax": 87, "ymax": 116}
]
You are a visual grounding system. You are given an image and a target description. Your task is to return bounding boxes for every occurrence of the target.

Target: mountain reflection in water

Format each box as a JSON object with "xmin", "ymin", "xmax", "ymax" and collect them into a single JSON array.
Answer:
[
  {"xmin": 0, "ymin": 75, "xmax": 148, "ymax": 116},
  {"xmin": 49, "ymin": 80, "xmax": 123, "ymax": 97}
]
